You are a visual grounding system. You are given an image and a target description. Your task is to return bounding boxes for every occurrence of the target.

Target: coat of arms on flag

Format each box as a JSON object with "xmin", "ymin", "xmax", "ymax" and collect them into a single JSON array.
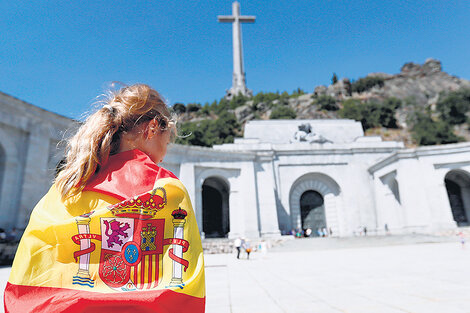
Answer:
[{"xmin": 71, "ymin": 187, "xmax": 190, "ymax": 291}]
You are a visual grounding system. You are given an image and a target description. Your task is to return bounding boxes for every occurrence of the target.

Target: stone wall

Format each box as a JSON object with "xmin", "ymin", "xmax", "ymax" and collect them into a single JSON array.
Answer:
[
  {"xmin": 369, "ymin": 142, "xmax": 470, "ymax": 234},
  {"xmin": 0, "ymin": 91, "xmax": 74, "ymax": 230}
]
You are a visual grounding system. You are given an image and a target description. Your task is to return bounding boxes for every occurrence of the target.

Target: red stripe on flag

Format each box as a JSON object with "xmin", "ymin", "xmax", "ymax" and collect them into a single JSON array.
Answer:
[
  {"xmin": 4, "ymin": 282, "xmax": 205, "ymax": 313},
  {"xmin": 154, "ymin": 255, "xmax": 159, "ymax": 288}
]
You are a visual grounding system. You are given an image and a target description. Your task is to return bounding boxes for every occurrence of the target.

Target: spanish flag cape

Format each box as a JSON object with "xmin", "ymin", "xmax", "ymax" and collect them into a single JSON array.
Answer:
[{"xmin": 4, "ymin": 149, "xmax": 205, "ymax": 313}]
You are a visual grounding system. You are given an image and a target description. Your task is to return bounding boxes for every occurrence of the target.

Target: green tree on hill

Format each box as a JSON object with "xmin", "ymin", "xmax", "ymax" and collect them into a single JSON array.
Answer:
[
  {"xmin": 200, "ymin": 103, "xmax": 211, "ymax": 116},
  {"xmin": 186, "ymin": 103, "xmax": 201, "ymax": 112},
  {"xmin": 229, "ymin": 93, "xmax": 249, "ymax": 109},
  {"xmin": 339, "ymin": 97, "xmax": 401, "ymax": 130},
  {"xmin": 270, "ymin": 106, "xmax": 296, "ymax": 119},
  {"xmin": 176, "ymin": 112, "xmax": 240, "ymax": 147},
  {"xmin": 379, "ymin": 97, "xmax": 402, "ymax": 128},
  {"xmin": 409, "ymin": 111, "xmax": 462, "ymax": 145},
  {"xmin": 314, "ymin": 95, "xmax": 338, "ymax": 111},
  {"xmin": 436, "ymin": 89, "xmax": 470, "ymax": 125},
  {"xmin": 172, "ymin": 102, "xmax": 186, "ymax": 114},
  {"xmin": 339, "ymin": 99, "xmax": 372, "ymax": 129},
  {"xmin": 252, "ymin": 91, "xmax": 289, "ymax": 107},
  {"xmin": 332, "ymin": 73, "xmax": 338, "ymax": 84},
  {"xmin": 351, "ymin": 76, "xmax": 385, "ymax": 93},
  {"xmin": 291, "ymin": 88, "xmax": 305, "ymax": 97}
]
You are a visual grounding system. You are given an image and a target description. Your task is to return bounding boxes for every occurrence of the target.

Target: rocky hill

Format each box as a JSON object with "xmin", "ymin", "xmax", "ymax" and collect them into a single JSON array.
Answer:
[{"xmin": 175, "ymin": 59, "xmax": 470, "ymax": 147}]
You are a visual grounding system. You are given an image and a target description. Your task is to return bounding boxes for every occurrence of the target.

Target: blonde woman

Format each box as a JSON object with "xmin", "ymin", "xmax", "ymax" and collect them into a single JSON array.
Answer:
[{"xmin": 4, "ymin": 84, "xmax": 205, "ymax": 313}]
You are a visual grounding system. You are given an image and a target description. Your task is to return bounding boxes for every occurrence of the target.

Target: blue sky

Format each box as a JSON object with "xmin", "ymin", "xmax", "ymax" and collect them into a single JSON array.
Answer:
[{"xmin": 1, "ymin": 1, "xmax": 469, "ymax": 119}]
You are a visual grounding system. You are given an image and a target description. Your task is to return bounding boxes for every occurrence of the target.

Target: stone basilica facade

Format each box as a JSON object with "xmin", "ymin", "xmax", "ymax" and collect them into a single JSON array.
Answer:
[{"xmin": 1, "ymin": 91, "xmax": 470, "ymax": 238}]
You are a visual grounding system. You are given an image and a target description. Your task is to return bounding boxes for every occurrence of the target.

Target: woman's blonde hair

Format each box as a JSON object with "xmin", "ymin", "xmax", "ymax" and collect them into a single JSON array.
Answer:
[{"xmin": 56, "ymin": 83, "xmax": 175, "ymax": 200}]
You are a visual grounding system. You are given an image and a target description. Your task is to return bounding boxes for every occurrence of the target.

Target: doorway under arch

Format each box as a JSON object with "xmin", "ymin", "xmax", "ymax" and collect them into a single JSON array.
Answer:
[
  {"xmin": 445, "ymin": 170, "xmax": 470, "ymax": 226},
  {"xmin": 300, "ymin": 190, "xmax": 326, "ymax": 236},
  {"xmin": 289, "ymin": 172, "xmax": 341, "ymax": 235},
  {"xmin": 202, "ymin": 177, "xmax": 230, "ymax": 238}
]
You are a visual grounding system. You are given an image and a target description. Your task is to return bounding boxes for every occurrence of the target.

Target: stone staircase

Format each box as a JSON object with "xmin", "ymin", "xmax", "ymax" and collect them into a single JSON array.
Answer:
[
  {"xmin": 202, "ymin": 237, "xmax": 290, "ymax": 254},
  {"xmin": 434, "ymin": 226, "xmax": 470, "ymax": 237}
]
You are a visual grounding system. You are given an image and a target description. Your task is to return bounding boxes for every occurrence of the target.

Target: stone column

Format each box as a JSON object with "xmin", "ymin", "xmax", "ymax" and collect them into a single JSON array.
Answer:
[
  {"xmin": 255, "ymin": 154, "xmax": 281, "ymax": 237},
  {"xmin": 397, "ymin": 159, "xmax": 432, "ymax": 233},
  {"xmin": 227, "ymin": 186, "xmax": 243, "ymax": 239},
  {"xmin": 179, "ymin": 163, "xmax": 201, "ymax": 230},
  {"xmin": 239, "ymin": 161, "xmax": 260, "ymax": 238},
  {"xmin": 422, "ymin": 164, "xmax": 458, "ymax": 231}
]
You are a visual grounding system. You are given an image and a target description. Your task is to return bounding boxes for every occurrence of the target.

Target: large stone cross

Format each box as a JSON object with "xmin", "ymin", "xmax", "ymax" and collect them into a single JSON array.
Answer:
[{"xmin": 218, "ymin": 1, "xmax": 255, "ymax": 98}]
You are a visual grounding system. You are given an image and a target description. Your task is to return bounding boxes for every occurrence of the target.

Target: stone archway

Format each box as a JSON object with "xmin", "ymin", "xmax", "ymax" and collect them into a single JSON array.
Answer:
[
  {"xmin": 202, "ymin": 176, "xmax": 230, "ymax": 238},
  {"xmin": 445, "ymin": 170, "xmax": 470, "ymax": 226},
  {"xmin": 289, "ymin": 173, "xmax": 341, "ymax": 236}
]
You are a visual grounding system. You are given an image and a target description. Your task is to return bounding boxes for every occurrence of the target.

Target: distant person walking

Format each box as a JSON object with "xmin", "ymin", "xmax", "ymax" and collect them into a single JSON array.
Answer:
[
  {"xmin": 259, "ymin": 240, "xmax": 268, "ymax": 255},
  {"xmin": 234, "ymin": 237, "xmax": 242, "ymax": 259},
  {"xmin": 458, "ymin": 232, "xmax": 465, "ymax": 248},
  {"xmin": 244, "ymin": 240, "xmax": 252, "ymax": 260}
]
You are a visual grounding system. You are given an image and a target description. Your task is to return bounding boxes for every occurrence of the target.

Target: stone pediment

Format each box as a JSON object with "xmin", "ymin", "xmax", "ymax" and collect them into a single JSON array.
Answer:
[{"xmin": 243, "ymin": 120, "xmax": 364, "ymax": 144}]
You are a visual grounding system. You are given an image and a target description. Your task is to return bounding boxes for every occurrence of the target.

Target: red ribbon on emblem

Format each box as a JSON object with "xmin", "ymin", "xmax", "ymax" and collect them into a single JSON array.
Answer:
[
  {"xmin": 164, "ymin": 238, "xmax": 190, "ymax": 271},
  {"xmin": 71, "ymin": 234, "xmax": 102, "ymax": 262}
]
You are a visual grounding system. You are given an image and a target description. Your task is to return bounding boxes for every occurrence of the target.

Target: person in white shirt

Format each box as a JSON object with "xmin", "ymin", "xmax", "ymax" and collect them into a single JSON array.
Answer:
[{"xmin": 234, "ymin": 237, "xmax": 242, "ymax": 259}]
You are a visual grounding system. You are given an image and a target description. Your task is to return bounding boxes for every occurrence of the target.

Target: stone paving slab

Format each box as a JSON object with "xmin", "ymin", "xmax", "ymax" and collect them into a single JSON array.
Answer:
[{"xmin": 1, "ymin": 237, "xmax": 469, "ymax": 313}]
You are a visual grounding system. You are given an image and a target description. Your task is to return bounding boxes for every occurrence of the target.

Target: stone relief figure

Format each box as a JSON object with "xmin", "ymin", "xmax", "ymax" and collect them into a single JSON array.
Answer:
[{"xmin": 292, "ymin": 123, "xmax": 332, "ymax": 144}]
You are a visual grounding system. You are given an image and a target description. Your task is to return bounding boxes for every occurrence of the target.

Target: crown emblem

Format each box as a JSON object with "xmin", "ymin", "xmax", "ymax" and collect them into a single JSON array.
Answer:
[
  {"xmin": 171, "ymin": 208, "xmax": 187, "ymax": 219},
  {"xmin": 109, "ymin": 187, "xmax": 167, "ymax": 220}
]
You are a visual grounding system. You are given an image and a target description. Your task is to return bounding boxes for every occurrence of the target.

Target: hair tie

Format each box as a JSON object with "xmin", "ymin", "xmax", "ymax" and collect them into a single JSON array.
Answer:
[{"xmin": 103, "ymin": 104, "xmax": 114, "ymax": 113}]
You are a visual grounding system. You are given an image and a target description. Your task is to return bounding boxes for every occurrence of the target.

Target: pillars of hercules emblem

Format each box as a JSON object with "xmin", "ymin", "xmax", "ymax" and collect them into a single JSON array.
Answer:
[
  {"xmin": 73, "ymin": 215, "xmax": 95, "ymax": 287},
  {"xmin": 169, "ymin": 209, "xmax": 187, "ymax": 287}
]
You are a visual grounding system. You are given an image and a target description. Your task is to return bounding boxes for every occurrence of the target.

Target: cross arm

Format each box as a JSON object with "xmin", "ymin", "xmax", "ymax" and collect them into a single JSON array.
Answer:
[
  {"xmin": 218, "ymin": 15, "xmax": 235, "ymax": 22},
  {"xmin": 239, "ymin": 16, "xmax": 256, "ymax": 23}
]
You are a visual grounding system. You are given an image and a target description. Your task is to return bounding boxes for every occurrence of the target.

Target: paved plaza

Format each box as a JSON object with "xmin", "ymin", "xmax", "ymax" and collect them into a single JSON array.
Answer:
[
  {"xmin": 204, "ymin": 236, "xmax": 470, "ymax": 313},
  {"xmin": 1, "ymin": 235, "xmax": 470, "ymax": 313}
]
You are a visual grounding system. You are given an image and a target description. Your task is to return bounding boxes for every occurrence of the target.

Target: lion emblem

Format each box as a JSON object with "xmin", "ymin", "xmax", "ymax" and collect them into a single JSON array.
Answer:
[{"xmin": 103, "ymin": 219, "xmax": 130, "ymax": 248}]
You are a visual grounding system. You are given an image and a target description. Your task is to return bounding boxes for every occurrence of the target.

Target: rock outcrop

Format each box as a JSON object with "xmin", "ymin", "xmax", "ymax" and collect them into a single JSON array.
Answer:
[{"xmin": 349, "ymin": 59, "xmax": 470, "ymax": 107}]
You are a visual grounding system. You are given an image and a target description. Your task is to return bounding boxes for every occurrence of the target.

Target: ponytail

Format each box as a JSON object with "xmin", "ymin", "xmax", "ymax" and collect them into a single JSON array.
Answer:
[{"xmin": 55, "ymin": 84, "xmax": 174, "ymax": 200}]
